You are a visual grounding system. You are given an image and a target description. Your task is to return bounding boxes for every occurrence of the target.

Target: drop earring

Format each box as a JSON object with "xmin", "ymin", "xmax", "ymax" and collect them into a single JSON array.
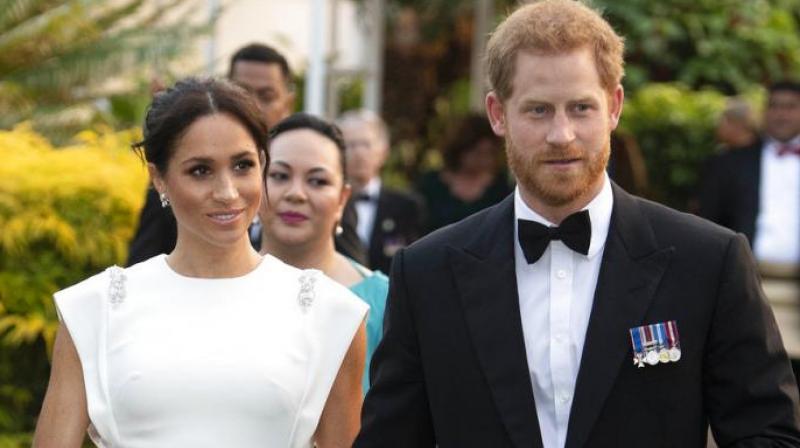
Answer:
[{"xmin": 160, "ymin": 192, "xmax": 170, "ymax": 208}]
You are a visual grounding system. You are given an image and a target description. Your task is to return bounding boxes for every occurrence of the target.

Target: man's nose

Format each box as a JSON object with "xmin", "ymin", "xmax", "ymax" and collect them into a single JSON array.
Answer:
[{"xmin": 546, "ymin": 110, "xmax": 576, "ymax": 147}]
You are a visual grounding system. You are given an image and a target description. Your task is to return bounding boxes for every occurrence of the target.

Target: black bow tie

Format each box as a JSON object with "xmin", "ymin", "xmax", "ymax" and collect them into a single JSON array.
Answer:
[
  {"xmin": 518, "ymin": 210, "xmax": 591, "ymax": 264},
  {"xmin": 355, "ymin": 192, "xmax": 375, "ymax": 202}
]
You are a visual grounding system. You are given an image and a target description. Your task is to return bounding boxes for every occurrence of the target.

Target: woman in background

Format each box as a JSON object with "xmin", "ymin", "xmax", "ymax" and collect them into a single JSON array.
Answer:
[
  {"xmin": 416, "ymin": 113, "xmax": 512, "ymax": 232},
  {"xmin": 33, "ymin": 78, "xmax": 366, "ymax": 448},
  {"xmin": 259, "ymin": 113, "xmax": 387, "ymax": 394}
]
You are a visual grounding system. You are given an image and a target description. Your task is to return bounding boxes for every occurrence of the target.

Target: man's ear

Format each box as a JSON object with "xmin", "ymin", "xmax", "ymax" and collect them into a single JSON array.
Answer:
[
  {"xmin": 608, "ymin": 84, "xmax": 624, "ymax": 131},
  {"xmin": 147, "ymin": 163, "xmax": 166, "ymax": 195},
  {"xmin": 486, "ymin": 91, "xmax": 507, "ymax": 137}
]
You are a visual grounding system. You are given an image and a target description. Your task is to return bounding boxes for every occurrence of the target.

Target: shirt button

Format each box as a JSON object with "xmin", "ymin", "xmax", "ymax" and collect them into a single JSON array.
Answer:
[
  {"xmin": 556, "ymin": 270, "xmax": 567, "ymax": 279},
  {"xmin": 554, "ymin": 334, "xmax": 565, "ymax": 344},
  {"xmin": 558, "ymin": 393, "xmax": 571, "ymax": 404}
]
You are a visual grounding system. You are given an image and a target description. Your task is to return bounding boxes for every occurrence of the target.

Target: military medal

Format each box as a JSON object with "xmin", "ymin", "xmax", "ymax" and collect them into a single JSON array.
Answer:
[
  {"xmin": 629, "ymin": 326, "xmax": 646, "ymax": 368},
  {"xmin": 666, "ymin": 320, "xmax": 681, "ymax": 362},
  {"xmin": 630, "ymin": 320, "xmax": 682, "ymax": 368},
  {"xmin": 655, "ymin": 323, "xmax": 670, "ymax": 363},
  {"xmin": 643, "ymin": 325, "xmax": 659, "ymax": 365}
]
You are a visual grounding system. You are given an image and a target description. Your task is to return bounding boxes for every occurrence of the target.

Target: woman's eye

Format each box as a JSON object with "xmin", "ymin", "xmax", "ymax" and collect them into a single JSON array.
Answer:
[
  {"xmin": 268, "ymin": 172, "xmax": 288, "ymax": 181},
  {"xmin": 189, "ymin": 165, "xmax": 211, "ymax": 177},
  {"xmin": 309, "ymin": 178, "xmax": 330, "ymax": 187},
  {"xmin": 235, "ymin": 159, "xmax": 256, "ymax": 171}
]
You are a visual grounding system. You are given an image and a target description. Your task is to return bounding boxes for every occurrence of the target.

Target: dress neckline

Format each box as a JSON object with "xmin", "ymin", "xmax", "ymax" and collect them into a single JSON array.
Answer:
[{"xmin": 159, "ymin": 253, "xmax": 270, "ymax": 281}]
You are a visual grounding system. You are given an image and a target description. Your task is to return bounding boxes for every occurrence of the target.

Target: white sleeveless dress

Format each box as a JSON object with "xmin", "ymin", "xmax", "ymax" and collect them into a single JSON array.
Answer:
[{"xmin": 54, "ymin": 254, "xmax": 368, "ymax": 447}]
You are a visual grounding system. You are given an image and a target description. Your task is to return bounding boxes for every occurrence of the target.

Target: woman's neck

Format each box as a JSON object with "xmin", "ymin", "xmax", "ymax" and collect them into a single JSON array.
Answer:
[
  {"xmin": 168, "ymin": 235, "xmax": 261, "ymax": 278},
  {"xmin": 262, "ymin": 238, "xmax": 338, "ymax": 273}
]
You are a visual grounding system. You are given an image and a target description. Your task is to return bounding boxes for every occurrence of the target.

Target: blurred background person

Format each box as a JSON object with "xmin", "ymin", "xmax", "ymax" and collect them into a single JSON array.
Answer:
[
  {"xmin": 715, "ymin": 97, "xmax": 760, "ymax": 150},
  {"xmin": 127, "ymin": 43, "xmax": 365, "ymax": 266},
  {"xmin": 337, "ymin": 109, "xmax": 425, "ymax": 274},
  {"xmin": 699, "ymin": 80, "xmax": 800, "ymax": 392},
  {"xmin": 259, "ymin": 113, "xmax": 388, "ymax": 395},
  {"xmin": 415, "ymin": 113, "xmax": 512, "ymax": 232},
  {"xmin": 699, "ymin": 80, "xmax": 800, "ymax": 264},
  {"xmin": 33, "ymin": 78, "xmax": 366, "ymax": 447},
  {"xmin": 227, "ymin": 43, "xmax": 295, "ymax": 131}
]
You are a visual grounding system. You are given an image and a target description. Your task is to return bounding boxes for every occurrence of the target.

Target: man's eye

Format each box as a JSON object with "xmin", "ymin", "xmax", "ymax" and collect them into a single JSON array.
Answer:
[
  {"xmin": 258, "ymin": 93, "xmax": 276, "ymax": 103},
  {"xmin": 529, "ymin": 105, "xmax": 548, "ymax": 115}
]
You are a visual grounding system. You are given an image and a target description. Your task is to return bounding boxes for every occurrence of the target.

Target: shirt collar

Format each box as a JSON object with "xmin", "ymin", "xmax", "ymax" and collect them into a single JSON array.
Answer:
[
  {"xmin": 514, "ymin": 173, "xmax": 613, "ymax": 259},
  {"xmin": 361, "ymin": 177, "xmax": 382, "ymax": 198},
  {"xmin": 765, "ymin": 135, "xmax": 800, "ymax": 154}
]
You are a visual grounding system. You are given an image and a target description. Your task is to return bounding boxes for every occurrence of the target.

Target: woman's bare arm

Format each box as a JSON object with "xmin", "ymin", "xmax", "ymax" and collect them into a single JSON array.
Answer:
[
  {"xmin": 315, "ymin": 320, "xmax": 367, "ymax": 447},
  {"xmin": 32, "ymin": 322, "xmax": 89, "ymax": 448}
]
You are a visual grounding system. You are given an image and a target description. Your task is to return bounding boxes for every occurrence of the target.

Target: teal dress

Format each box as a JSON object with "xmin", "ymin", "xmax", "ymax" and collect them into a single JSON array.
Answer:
[{"xmin": 348, "ymin": 261, "xmax": 389, "ymax": 394}]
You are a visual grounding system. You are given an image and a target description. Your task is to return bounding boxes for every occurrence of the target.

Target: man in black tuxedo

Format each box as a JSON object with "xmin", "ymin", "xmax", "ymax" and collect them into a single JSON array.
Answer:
[
  {"xmin": 355, "ymin": 1, "xmax": 800, "ymax": 447},
  {"xmin": 337, "ymin": 110, "xmax": 425, "ymax": 274},
  {"xmin": 699, "ymin": 81, "xmax": 800, "ymax": 264},
  {"xmin": 127, "ymin": 44, "xmax": 365, "ymax": 265}
]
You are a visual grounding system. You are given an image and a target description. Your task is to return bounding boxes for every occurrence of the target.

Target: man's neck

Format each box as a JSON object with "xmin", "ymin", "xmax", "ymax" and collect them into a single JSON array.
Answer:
[
  {"xmin": 353, "ymin": 177, "xmax": 381, "ymax": 195},
  {"xmin": 519, "ymin": 178, "xmax": 605, "ymax": 225}
]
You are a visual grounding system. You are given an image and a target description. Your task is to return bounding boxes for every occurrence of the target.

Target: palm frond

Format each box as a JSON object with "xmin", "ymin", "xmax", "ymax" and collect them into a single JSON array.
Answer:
[
  {"xmin": 0, "ymin": 1, "xmax": 104, "ymax": 73},
  {"xmin": 0, "ymin": 0, "xmax": 62, "ymax": 31},
  {"xmin": 7, "ymin": 24, "xmax": 207, "ymax": 93}
]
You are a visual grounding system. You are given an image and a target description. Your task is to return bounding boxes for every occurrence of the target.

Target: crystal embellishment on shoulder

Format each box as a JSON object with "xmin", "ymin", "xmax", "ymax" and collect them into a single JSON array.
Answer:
[
  {"xmin": 297, "ymin": 271, "xmax": 317, "ymax": 313},
  {"xmin": 107, "ymin": 266, "xmax": 126, "ymax": 306}
]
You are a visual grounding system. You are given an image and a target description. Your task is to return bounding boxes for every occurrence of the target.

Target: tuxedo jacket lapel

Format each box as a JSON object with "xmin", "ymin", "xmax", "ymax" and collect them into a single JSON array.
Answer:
[
  {"xmin": 565, "ymin": 184, "xmax": 674, "ymax": 448},
  {"xmin": 449, "ymin": 195, "xmax": 544, "ymax": 448}
]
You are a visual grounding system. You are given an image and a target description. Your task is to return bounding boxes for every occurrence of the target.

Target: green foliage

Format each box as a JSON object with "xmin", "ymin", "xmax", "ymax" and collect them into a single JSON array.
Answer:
[
  {"xmin": 0, "ymin": 0, "xmax": 210, "ymax": 140},
  {"xmin": 0, "ymin": 124, "xmax": 148, "ymax": 435},
  {"xmin": 619, "ymin": 83, "xmax": 764, "ymax": 208},
  {"xmin": 595, "ymin": 0, "xmax": 800, "ymax": 92}
]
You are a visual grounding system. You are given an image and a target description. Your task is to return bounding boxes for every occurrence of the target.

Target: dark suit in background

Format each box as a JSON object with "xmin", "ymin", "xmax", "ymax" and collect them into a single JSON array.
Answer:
[
  {"xmin": 356, "ymin": 185, "xmax": 800, "ymax": 447},
  {"xmin": 362, "ymin": 187, "xmax": 425, "ymax": 275},
  {"xmin": 126, "ymin": 188, "xmax": 176, "ymax": 266},
  {"xmin": 698, "ymin": 142, "xmax": 762, "ymax": 244}
]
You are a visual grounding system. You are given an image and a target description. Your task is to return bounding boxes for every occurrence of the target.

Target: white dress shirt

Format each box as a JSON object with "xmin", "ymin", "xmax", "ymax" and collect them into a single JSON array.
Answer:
[
  {"xmin": 753, "ymin": 137, "xmax": 800, "ymax": 264},
  {"xmin": 514, "ymin": 174, "xmax": 613, "ymax": 448},
  {"xmin": 355, "ymin": 178, "xmax": 381, "ymax": 246}
]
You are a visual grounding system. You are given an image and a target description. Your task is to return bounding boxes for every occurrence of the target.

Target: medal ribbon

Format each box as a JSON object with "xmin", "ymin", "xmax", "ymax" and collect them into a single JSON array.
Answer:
[
  {"xmin": 643, "ymin": 324, "xmax": 653, "ymax": 349},
  {"xmin": 667, "ymin": 320, "xmax": 679, "ymax": 349},
  {"xmin": 630, "ymin": 326, "xmax": 644, "ymax": 357}
]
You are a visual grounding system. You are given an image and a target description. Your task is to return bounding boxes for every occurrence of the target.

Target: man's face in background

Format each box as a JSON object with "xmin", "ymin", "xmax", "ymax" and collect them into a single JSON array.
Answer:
[
  {"xmin": 764, "ymin": 89, "xmax": 800, "ymax": 143},
  {"xmin": 230, "ymin": 60, "xmax": 294, "ymax": 129}
]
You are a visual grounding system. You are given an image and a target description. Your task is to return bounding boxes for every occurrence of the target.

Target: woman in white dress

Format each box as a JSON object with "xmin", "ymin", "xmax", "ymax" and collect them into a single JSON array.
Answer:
[{"xmin": 33, "ymin": 78, "xmax": 368, "ymax": 448}]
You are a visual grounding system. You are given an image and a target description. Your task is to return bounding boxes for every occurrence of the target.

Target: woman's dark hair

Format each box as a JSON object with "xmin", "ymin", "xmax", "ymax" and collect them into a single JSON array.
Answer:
[
  {"xmin": 268, "ymin": 112, "xmax": 347, "ymax": 179},
  {"xmin": 441, "ymin": 113, "xmax": 502, "ymax": 172},
  {"xmin": 133, "ymin": 77, "xmax": 269, "ymax": 174}
]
